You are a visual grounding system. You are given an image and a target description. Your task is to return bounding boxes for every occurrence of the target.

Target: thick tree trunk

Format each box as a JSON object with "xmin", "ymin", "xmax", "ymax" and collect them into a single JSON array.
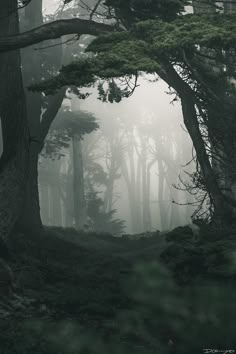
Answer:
[
  {"xmin": 18, "ymin": 1, "xmax": 66, "ymax": 233},
  {"xmin": 0, "ymin": 1, "xmax": 29, "ymax": 241},
  {"xmin": 158, "ymin": 62, "xmax": 233, "ymax": 225},
  {"xmin": 18, "ymin": 144, "xmax": 42, "ymax": 232},
  {"xmin": 191, "ymin": 0, "xmax": 236, "ymax": 225},
  {"xmin": 17, "ymin": 0, "xmax": 43, "ymax": 233},
  {"xmin": 72, "ymin": 136, "xmax": 87, "ymax": 230},
  {"xmin": 18, "ymin": 88, "xmax": 65, "ymax": 232},
  {"xmin": 181, "ymin": 96, "xmax": 233, "ymax": 224}
]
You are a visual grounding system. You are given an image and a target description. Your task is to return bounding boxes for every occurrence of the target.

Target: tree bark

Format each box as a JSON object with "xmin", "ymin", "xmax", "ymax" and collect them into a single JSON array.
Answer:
[
  {"xmin": 0, "ymin": 19, "xmax": 115, "ymax": 53},
  {"xmin": 18, "ymin": 0, "xmax": 65, "ymax": 233},
  {"xmin": 0, "ymin": 0, "xmax": 29, "ymax": 242},
  {"xmin": 17, "ymin": 0, "xmax": 43, "ymax": 233},
  {"xmin": 157, "ymin": 62, "xmax": 233, "ymax": 224}
]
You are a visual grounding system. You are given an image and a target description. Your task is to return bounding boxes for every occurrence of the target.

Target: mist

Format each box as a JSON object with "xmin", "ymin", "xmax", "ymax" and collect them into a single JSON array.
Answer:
[{"xmin": 38, "ymin": 76, "xmax": 196, "ymax": 234}]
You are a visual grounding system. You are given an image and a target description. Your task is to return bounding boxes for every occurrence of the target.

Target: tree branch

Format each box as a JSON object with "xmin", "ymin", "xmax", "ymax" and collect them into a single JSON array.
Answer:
[
  {"xmin": 0, "ymin": 18, "xmax": 116, "ymax": 53},
  {"xmin": 39, "ymin": 87, "xmax": 67, "ymax": 149}
]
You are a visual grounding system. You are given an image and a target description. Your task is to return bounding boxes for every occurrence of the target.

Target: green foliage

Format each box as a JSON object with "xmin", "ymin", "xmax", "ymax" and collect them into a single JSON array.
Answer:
[
  {"xmin": 30, "ymin": 59, "xmax": 97, "ymax": 95},
  {"xmin": 85, "ymin": 161, "xmax": 109, "ymax": 188},
  {"xmin": 160, "ymin": 225, "xmax": 236, "ymax": 284},
  {"xmin": 42, "ymin": 110, "xmax": 98, "ymax": 159},
  {"xmin": 104, "ymin": 0, "xmax": 188, "ymax": 21},
  {"xmin": 52, "ymin": 109, "xmax": 99, "ymax": 139},
  {"xmin": 32, "ymin": 36, "xmax": 159, "ymax": 96},
  {"xmin": 98, "ymin": 80, "xmax": 130, "ymax": 103},
  {"xmin": 32, "ymin": 13, "xmax": 236, "ymax": 109},
  {"xmin": 87, "ymin": 191, "xmax": 126, "ymax": 235},
  {"xmin": 134, "ymin": 14, "xmax": 236, "ymax": 54}
]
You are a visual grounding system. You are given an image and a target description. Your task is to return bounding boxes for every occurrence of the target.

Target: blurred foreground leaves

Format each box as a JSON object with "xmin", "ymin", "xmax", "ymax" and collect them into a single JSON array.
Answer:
[{"xmin": 1, "ymin": 227, "xmax": 236, "ymax": 353}]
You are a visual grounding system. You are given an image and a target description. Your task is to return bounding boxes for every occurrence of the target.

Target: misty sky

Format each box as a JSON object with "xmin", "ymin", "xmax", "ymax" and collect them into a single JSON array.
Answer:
[{"xmin": 43, "ymin": 0, "xmax": 58, "ymax": 14}]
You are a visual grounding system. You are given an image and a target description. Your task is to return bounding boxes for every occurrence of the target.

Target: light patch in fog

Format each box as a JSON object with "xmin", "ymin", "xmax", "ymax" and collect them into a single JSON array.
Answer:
[{"xmin": 77, "ymin": 78, "xmax": 194, "ymax": 232}]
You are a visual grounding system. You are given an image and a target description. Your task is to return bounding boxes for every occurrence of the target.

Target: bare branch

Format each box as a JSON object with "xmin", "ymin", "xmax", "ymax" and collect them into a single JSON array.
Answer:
[{"xmin": 90, "ymin": 0, "xmax": 103, "ymax": 20}]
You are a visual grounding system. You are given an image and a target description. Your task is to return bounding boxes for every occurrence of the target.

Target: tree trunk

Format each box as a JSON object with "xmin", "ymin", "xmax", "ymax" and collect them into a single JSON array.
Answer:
[
  {"xmin": 158, "ymin": 62, "xmax": 233, "ymax": 225},
  {"xmin": 72, "ymin": 136, "xmax": 87, "ymax": 230},
  {"xmin": 140, "ymin": 138, "xmax": 153, "ymax": 231},
  {"xmin": 17, "ymin": 0, "xmax": 43, "ymax": 233},
  {"xmin": 18, "ymin": 2, "xmax": 66, "ymax": 233},
  {"xmin": 102, "ymin": 143, "xmax": 117, "ymax": 213},
  {"xmin": 158, "ymin": 159, "xmax": 168, "ymax": 230},
  {"xmin": 52, "ymin": 184, "xmax": 63, "ymax": 226},
  {"xmin": 121, "ymin": 157, "xmax": 140, "ymax": 234},
  {"xmin": 0, "ymin": 0, "xmax": 29, "ymax": 242},
  {"xmin": 181, "ymin": 96, "xmax": 233, "ymax": 224}
]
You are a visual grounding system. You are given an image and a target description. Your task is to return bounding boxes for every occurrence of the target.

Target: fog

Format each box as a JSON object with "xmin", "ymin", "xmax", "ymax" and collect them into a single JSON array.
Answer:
[
  {"xmin": 38, "ymin": 74, "xmax": 196, "ymax": 233},
  {"xmin": 0, "ymin": 0, "xmax": 198, "ymax": 235}
]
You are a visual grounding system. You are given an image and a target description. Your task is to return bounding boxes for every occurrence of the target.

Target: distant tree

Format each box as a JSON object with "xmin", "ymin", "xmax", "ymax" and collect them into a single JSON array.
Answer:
[
  {"xmin": 41, "ymin": 108, "xmax": 98, "ymax": 229},
  {"xmin": 86, "ymin": 191, "xmax": 125, "ymax": 235}
]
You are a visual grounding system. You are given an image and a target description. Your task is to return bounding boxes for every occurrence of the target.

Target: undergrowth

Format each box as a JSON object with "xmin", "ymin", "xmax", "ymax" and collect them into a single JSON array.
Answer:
[{"xmin": 0, "ymin": 225, "xmax": 235, "ymax": 353}]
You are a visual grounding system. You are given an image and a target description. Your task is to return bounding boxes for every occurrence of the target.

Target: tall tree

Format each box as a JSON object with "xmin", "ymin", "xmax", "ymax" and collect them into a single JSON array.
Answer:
[
  {"xmin": 0, "ymin": 0, "xmax": 29, "ymax": 242},
  {"xmin": 17, "ymin": 2, "xmax": 66, "ymax": 233}
]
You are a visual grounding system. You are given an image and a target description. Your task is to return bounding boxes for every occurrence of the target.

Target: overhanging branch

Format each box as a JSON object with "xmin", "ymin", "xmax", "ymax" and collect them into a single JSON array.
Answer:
[{"xmin": 0, "ymin": 18, "xmax": 116, "ymax": 53}]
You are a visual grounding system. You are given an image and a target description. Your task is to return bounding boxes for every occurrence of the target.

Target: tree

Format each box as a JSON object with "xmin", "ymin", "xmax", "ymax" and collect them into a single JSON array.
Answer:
[
  {"xmin": 16, "ymin": 0, "xmax": 96, "ymax": 233},
  {"xmin": 0, "ymin": 0, "xmax": 236, "ymax": 238},
  {"xmin": 40, "ymin": 107, "xmax": 98, "ymax": 229},
  {"xmin": 26, "ymin": 1, "xmax": 236, "ymax": 227},
  {"xmin": 0, "ymin": 0, "xmax": 29, "ymax": 242}
]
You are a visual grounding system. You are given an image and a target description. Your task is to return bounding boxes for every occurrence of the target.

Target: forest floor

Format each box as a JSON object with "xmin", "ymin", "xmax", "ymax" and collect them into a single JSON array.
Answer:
[{"xmin": 0, "ymin": 225, "xmax": 236, "ymax": 354}]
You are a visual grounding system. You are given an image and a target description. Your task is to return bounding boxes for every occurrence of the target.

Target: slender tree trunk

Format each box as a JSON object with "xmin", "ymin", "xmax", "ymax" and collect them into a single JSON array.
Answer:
[
  {"xmin": 72, "ymin": 136, "xmax": 87, "ymax": 230},
  {"xmin": 121, "ymin": 158, "xmax": 140, "ymax": 233},
  {"xmin": 102, "ymin": 143, "xmax": 117, "ymax": 213},
  {"xmin": 0, "ymin": 0, "xmax": 29, "ymax": 242},
  {"xmin": 145, "ymin": 161, "xmax": 153, "ymax": 231},
  {"xmin": 158, "ymin": 159, "xmax": 168, "ymax": 230},
  {"xmin": 141, "ymin": 139, "xmax": 148, "ymax": 231},
  {"xmin": 40, "ymin": 179, "xmax": 51, "ymax": 225},
  {"xmin": 64, "ymin": 172, "xmax": 74, "ymax": 227},
  {"xmin": 141, "ymin": 140, "xmax": 154, "ymax": 231}
]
